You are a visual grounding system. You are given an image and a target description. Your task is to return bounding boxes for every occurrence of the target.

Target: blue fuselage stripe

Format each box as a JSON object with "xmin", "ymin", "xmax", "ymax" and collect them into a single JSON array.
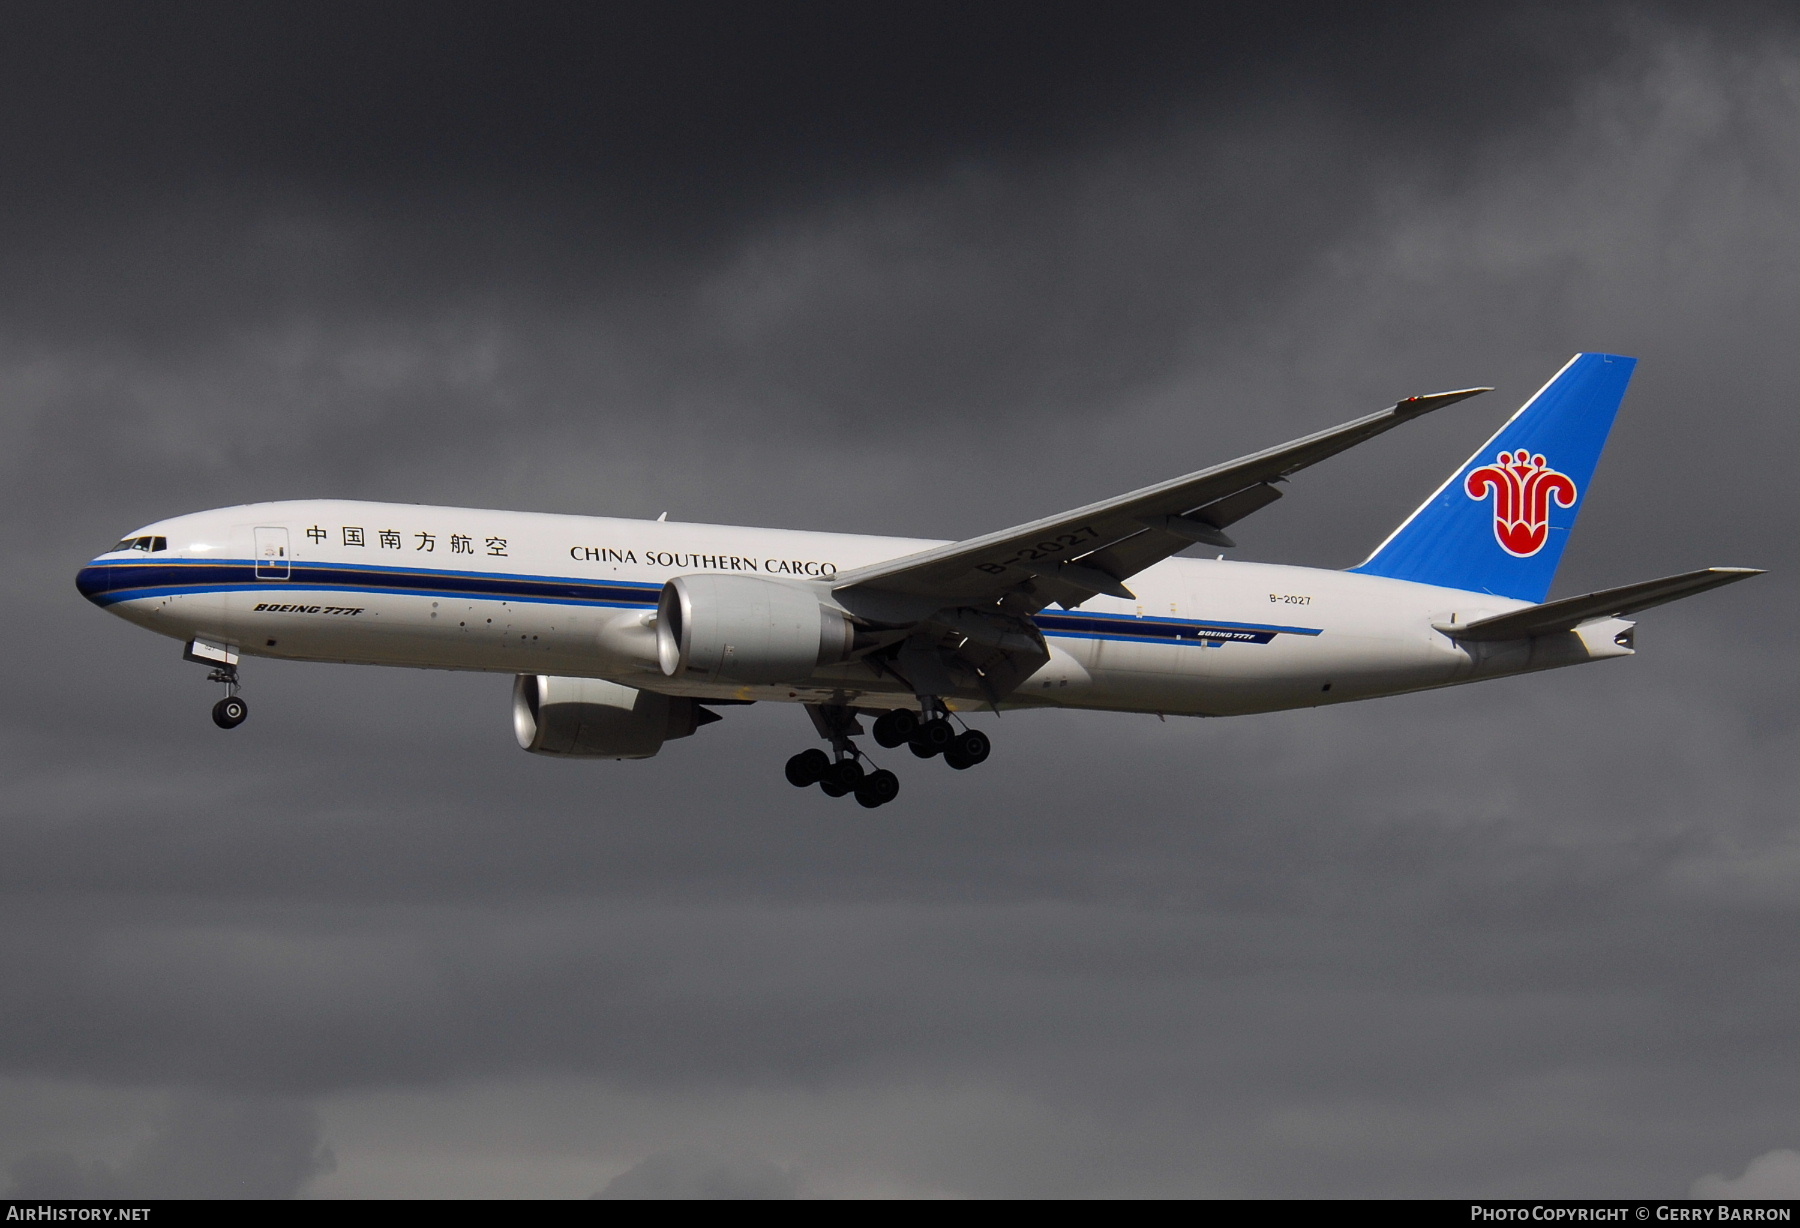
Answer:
[
  {"xmin": 76, "ymin": 559, "xmax": 1322, "ymax": 646},
  {"xmin": 78, "ymin": 559, "xmax": 661, "ymax": 609}
]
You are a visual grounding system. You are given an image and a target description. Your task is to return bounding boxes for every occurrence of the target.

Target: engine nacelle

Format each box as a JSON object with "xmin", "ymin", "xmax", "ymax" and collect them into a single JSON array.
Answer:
[
  {"xmin": 512, "ymin": 674, "xmax": 706, "ymax": 759},
  {"xmin": 656, "ymin": 573, "xmax": 854, "ymax": 686}
]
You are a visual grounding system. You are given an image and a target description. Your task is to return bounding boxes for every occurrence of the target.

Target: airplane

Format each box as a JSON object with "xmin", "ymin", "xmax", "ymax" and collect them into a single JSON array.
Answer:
[{"xmin": 77, "ymin": 353, "xmax": 1760, "ymax": 808}]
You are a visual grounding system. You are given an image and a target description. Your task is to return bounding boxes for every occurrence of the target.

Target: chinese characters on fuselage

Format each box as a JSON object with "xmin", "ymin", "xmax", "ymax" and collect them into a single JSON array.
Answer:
[
  {"xmin": 305, "ymin": 526, "xmax": 508, "ymax": 557},
  {"xmin": 295, "ymin": 530, "xmax": 834, "ymax": 575}
]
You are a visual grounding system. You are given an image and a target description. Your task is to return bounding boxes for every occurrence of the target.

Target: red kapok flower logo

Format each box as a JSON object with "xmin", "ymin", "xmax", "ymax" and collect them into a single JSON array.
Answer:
[{"xmin": 1465, "ymin": 449, "xmax": 1578, "ymax": 558}]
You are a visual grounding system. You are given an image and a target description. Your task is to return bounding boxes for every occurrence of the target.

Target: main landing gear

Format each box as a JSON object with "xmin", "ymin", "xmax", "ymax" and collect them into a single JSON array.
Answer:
[
  {"xmin": 784, "ymin": 698, "xmax": 990, "ymax": 807},
  {"xmin": 784, "ymin": 748, "xmax": 900, "ymax": 809},
  {"xmin": 870, "ymin": 705, "xmax": 990, "ymax": 770},
  {"xmin": 785, "ymin": 704, "xmax": 900, "ymax": 808}
]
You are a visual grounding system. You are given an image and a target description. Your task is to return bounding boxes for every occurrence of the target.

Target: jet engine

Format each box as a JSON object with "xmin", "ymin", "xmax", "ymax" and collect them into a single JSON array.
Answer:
[
  {"xmin": 656, "ymin": 574, "xmax": 854, "ymax": 685},
  {"xmin": 512, "ymin": 674, "xmax": 715, "ymax": 759}
]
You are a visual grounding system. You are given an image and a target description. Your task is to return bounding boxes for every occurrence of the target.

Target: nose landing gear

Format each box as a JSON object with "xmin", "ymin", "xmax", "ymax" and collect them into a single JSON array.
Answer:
[
  {"xmin": 185, "ymin": 640, "xmax": 248, "ymax": 729},
  {"xmin": 212, "ymin": 691, "xmax": 248, "ymax": 729},
  {"xmin": 207, "ymin": 666, "xmax": 248, "ymax": 728}
]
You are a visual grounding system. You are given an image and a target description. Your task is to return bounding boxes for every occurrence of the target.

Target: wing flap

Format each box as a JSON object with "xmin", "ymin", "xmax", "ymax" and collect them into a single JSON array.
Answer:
[
  {"xmin": 1144, "ymin": 515, "xmax": 1235, "ymax": 549},
  {"xmin": 1187, "ymin": 480, "xmax": 1288, "ymax": 531},
  {"xmin": 1021, "ymin": 559, "xmax": 1136, "ymax": 601},
  {"xmin": 1434, "ymin": 567, "xmax": 1764, "ymax": 641}
]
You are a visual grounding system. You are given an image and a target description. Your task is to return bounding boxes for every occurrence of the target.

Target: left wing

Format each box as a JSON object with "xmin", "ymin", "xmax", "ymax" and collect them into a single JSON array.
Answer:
[{"xmin": 833, "ymin": 385, "xmax": 1490, "ymax": 615}]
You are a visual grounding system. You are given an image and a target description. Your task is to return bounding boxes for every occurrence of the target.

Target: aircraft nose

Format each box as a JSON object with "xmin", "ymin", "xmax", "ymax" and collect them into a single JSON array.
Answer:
[
  {"xmin": 76, "ymin": 559, "xmax": 117, "ymax": 605},
  {"xmin": 78, "ymin": 529, "xmax": 176, "ymax": 605}
]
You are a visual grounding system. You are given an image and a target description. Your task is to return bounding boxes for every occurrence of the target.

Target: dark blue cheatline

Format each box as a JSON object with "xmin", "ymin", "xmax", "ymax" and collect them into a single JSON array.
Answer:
[
  {"xmin": 1035, "ymin": 610, "xmax": 1319, "ymax": 646},
  {"xmin": 75, "ymin": 558, "xmax": 664, "ymax": 610},
  {"xmin": 75, "ymin": 558, "xmax": 1323, "ymax": 646}
]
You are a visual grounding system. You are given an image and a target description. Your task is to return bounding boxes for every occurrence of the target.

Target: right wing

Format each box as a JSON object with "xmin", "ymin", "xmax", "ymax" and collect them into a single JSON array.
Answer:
[
  {"xmin": 1434, "ymin": 567, "xmax": 1764, "ymax": 641},
  {"xmin": 832, "ymin": 386, "xmax": 1491, "ymax": 614}
]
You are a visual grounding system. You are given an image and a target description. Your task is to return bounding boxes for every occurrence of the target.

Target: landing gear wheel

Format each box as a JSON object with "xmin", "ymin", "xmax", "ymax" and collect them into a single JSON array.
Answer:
[
  {"xmin": 785, "ymin": 748, "xmax": 831, "ymax": 787},
  {"xmin": 943, "ymin": 728, "xmax": 990, "ymax": 770},
  {"xmin": 909, "ymin": 717, "xmax": 954, "ymax": 758},
  {"xmin": 872, "ymin": 709, "xmax": 918, "ymax": 749},
  {"xmin": 825, "ymin": 759, "xmax": 865, "ymax": 793},
  {"xmin": 212, "ymin": 696, "xmax": 248, "ymax": 729},
  {"xmin": 854, "ymin": 769, "xmax": 900, "ymax": 808}
]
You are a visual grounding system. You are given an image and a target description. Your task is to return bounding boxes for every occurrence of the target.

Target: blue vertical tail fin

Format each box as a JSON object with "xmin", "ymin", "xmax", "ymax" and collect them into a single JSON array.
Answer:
[{"xmin": 1350, "ymin": 353, "xmax": 1636, "ymax": 602}]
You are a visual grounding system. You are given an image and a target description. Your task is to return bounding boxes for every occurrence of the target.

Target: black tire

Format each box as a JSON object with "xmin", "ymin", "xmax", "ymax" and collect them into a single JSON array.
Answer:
[
  {"xmin": 826, "ymin": 759, "xmax": 865, "ymax": 792},
  {"xmin": 785, "ymin": 748, "xmax": 830, "ymax": 787},
  {"xmin": 212, "ymin": 696, "xmax": 248, "ymax": 729},
  {"xmin": 910, "ymin": 717, "xmax": 954, "ymax": 757},
  {"xmin": 855, "ymin": 769, "xmax": 900, "ymax": 808},
  {"xmin": 872, "ymin": 709, "xmax": 918, "ymax": 749},
  {"xmin": 820, "ymin": 779, "xmax": 850, "ymax": 798},
  {"xmin": 949, "ymin": 728, "xmax": 990, "ymax": 767}
]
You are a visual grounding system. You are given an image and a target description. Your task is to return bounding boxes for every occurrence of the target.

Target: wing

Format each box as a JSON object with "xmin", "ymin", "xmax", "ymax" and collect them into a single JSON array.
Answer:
[
  {"xmin": 1433, "ymin": 567, "xmax": 1764, "ymax": 641},
  {"xmin": 832, "ymin": 386, "xmax": 1491, "ymax": 615}
]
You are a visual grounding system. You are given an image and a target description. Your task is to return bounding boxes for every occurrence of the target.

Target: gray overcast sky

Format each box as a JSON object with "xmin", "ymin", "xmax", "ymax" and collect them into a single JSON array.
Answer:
[{"xmin": 0, "ymin": 1, "xmax": 1794, "ymax": 1199}]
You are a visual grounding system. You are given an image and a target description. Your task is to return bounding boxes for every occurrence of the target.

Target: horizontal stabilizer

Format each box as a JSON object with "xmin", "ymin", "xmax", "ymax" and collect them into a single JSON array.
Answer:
[{"xmin": 1435, "ymin": 567, "xmax": 1764, "ymax": 641}]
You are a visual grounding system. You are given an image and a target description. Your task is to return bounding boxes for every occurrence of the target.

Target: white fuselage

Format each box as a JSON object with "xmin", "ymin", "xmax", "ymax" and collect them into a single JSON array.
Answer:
[{"xmin": 77, "ymin": 500, "xmax": 1633, "ymax": 716}]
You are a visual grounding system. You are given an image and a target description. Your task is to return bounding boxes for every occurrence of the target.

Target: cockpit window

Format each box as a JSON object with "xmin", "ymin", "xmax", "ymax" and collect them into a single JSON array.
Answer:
[{"xmin": 108, "ymin": 536, "xmax": 167, "ymax": 553}]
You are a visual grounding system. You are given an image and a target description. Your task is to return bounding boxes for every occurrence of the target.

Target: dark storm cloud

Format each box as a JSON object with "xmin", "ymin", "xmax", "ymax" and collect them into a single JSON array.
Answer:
[
  {"xmin": 0, "ymin": 2, "xmax": 1793, "ymax": 1199},
  {"xmin": 592, "ymin": 1149, "xmax": 797, "ymax": 1199},
  {"xmin": 3, "ymin": 1095, "xmax": 333, "ymax": 1199},
  {"xmin": 0, "ymin": 3, "xmax": 1691, "ymax": 216}
]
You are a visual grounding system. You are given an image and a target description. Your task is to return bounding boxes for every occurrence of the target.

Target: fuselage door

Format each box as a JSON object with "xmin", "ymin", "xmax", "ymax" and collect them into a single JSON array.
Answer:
[{"xmin": 254, "ymin": 526, "xmax": 291, "ymax": 580}]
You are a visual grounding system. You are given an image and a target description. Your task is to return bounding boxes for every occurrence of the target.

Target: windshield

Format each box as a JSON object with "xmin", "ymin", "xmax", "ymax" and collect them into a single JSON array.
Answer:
[{"xmin": 108, "ymin": 536, "xmax": 167, "ymax": 554}]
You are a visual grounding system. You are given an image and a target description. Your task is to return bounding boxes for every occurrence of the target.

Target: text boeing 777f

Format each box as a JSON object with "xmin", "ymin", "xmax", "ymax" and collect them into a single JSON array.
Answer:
[{"xmin": 78, "ymin": 353, "xmax": 1761, "ymax": 808}]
